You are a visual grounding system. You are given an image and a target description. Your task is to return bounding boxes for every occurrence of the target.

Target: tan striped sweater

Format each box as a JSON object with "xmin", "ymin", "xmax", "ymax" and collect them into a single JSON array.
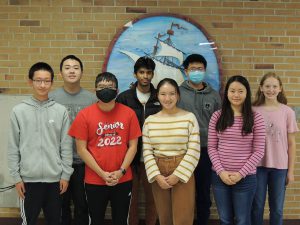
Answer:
[{"xmin": 143, "ymin": 112, "xmax": 200, "ymax": 183}]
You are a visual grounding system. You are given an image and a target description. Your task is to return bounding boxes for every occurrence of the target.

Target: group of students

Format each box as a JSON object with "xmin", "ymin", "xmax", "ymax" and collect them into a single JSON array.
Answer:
[{"xmin": 7, "ymin": 53, "xmax": 298, "ymax": 225}]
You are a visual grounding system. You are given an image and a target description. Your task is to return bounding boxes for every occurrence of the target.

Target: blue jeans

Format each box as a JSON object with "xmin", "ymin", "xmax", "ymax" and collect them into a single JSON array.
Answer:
[
  {"xmin": 251, "ymin": 167, "xmax": 287, "ymax": 225},
  {"xmin": 212, "ymin": 172, "xmax": 256, "ymax": 225}
]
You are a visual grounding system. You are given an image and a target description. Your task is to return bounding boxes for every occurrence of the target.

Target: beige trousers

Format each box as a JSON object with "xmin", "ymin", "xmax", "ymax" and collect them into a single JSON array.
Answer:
[{"xmin": 152, "ymin": 155, "xmax": 195, "ymax": 225}]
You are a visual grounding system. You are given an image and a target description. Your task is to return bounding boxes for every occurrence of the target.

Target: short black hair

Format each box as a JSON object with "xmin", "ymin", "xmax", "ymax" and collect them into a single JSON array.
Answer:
[
  {"xmin": 28, "ymin": 62, "xmax": 54, "ymax": 81},
  {"xmin": 60, "ymin": 55, "xmax": 83, "ymax": 71},
  {"xmin": 134, "ymin": 56, "xmax": 156, "ymax": 74},
  {"xmin": 95, "ymin": 72, "xmax": 118, "ymax": 89},
  {"xmin": 183, "ymin": 54, "xmax": 207, "ymax": 69}
]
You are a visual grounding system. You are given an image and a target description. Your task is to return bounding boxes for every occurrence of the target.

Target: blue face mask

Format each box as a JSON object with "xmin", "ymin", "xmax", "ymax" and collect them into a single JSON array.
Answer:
[{"xmin": 188, "ymin": 70, "xmax": 205, "ymax": 84}]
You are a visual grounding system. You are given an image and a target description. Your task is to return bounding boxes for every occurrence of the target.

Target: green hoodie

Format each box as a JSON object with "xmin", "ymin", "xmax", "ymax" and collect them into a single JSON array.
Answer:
[{"xmin": 7, "ymin": 97, "xmax": 73, "ymax": 183}]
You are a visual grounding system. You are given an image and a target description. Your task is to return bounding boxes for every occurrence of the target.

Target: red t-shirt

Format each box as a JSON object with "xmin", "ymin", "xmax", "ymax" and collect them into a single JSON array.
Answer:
[{"xmin": 69, "ymin": 103, "xmax": 141, "ymax": 185}]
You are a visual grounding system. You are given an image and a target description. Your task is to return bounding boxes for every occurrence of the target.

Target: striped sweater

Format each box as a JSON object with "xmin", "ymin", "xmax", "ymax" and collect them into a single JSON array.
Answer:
[
  {"xmin": 143, "ymin": 112, "xmax": 200, "ymax": 183},
  {"xmin": 208, "ymin": 110, "xmax": 266, "ymax": 177}
]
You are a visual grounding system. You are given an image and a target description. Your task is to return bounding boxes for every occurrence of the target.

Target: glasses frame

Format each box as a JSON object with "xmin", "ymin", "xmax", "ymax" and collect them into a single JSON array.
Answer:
[{"xmin": 32, "ymin": 79, "xmax": 52, "ymax": 86}]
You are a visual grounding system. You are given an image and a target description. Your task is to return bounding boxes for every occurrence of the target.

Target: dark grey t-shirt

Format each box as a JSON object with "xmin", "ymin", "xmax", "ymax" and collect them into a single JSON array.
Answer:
[
  {"xmin": 50, "ymin": 87, "xmax": 97, "ymax": 164},
  {"xmin": 178, "ymin": 81, "xmax": 221, "ymax": 148}
]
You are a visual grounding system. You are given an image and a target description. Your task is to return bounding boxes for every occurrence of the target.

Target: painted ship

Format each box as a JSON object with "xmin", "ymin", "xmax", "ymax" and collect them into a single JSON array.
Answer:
[{"xmin": 119, "ymin": 22, "xmax": 187, "ymax": 87}]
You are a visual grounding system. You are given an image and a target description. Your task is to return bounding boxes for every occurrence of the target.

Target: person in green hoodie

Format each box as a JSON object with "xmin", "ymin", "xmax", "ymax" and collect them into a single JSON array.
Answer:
[
  {"xmin": 177, "ymin": 54, "xmax": 221, "ymax": 225},
  {"xmin": 7, "ymin": 62, "xmax": 73, "ymax": 225}
]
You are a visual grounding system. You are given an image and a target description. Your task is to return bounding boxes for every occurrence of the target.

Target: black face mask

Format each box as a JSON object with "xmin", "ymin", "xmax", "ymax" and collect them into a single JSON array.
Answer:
[{"xmin": 96, "ymin": 88, "xmax": 117, "ymax": 103}]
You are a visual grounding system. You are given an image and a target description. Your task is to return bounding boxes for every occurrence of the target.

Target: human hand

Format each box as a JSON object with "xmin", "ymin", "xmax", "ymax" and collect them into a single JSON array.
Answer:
[
  {"xmin": 15, "ymin": 181, "xmax": 25, "ymax": 199},
  {"xmin": 229, "ymin": 172, "xmax": 242, "ymax": 183},
  {"xmin": 219, "ymin": 171, "xmax": 236, "ymax": 185},
  {"xmin": 165, "ymin": 174, "xmax": 180, "ymax": 186},
  {"xmin": 286, "ymin": 171, "xmax": 294, "ymax": 186},
  {"xmin": 109, "ymin": 170, "xmax": 124, "ymax": 186},
  {"xmin": 155, "ymin": 174, "xmax": 172, "ymax": 189},
  {"xmin": 60, "ymin": 179, "xmax": 69, "ymax": 194},
  {"xmin": 101, "ymin": 171, "xmax": 118, "ymax": 186}
]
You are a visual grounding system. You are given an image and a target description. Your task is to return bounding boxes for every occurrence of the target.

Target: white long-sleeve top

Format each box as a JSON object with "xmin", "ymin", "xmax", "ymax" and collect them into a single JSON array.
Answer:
[{"xmin": 143, "ymin": 112, "xmax": 200, "ymax": 183}]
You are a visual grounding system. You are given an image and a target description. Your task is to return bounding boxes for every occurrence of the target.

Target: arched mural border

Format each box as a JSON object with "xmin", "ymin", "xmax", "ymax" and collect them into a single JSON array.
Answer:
[{"xmin": 102, "ymin": 13, "xmax": 223, "ymax": 93}]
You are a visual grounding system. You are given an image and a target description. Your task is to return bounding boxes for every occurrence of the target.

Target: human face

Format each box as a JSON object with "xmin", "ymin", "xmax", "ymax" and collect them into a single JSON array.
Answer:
[
  {"xmin": 260, "ymin": 77, "xmax": 281, "ymax": 102},
  {"xmin": 227, "ymin": 81, "xmax": 247, "ymax": 109},
  {"xmin": 186, "ymin": 62, "xmax": 206, "ymax": 73},
  {"xmin": 134, "ymin": 68, "xmax": 154, "ymax": 87},
  {"xmin": 157, "ymin": 83, "xmax": 179, "ymax": 111},
  {"xmin": 95, "ymin": 80, "xmax": 118, "ymax": 104},
  {"xmin": 29, "ymin": 70, "xmax": 53, "ymax": 101},
  {"xmin": 95, "ymin": 80, "xmax": 117, "ymax": 91},
  {"xmin": 185, "ymin": 62, "xmax": 206, "ymax": 85},
  {"xmin": 60, "ymin": 59, "xmax": 82, "ymax": 84}
]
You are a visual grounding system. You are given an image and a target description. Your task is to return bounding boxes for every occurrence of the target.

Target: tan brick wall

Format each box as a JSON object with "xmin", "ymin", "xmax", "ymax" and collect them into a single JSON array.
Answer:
[{"xmin": 0, "ymin": 0, "xmax": 299, "ymax": 220}]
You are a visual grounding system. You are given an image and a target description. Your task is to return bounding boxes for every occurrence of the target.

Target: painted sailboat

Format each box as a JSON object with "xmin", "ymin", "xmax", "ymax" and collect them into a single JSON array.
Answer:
[{"xmin": 119, "ymin": 22, "xmax": 186, "ymax": 87}]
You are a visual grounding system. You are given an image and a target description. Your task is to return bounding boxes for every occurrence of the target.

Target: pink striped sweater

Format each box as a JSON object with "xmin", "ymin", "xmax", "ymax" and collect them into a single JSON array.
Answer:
[{"xmin": 208, "ymin": 110, "xmax": 266, "ymax": 177}]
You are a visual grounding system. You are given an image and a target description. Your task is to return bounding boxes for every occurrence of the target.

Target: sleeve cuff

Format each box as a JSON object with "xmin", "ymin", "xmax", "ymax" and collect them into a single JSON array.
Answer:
[
  {"xmin": 215, "ymin": 168, "xmax": 225, "ymax": 176},
  {"xmin": 173, "ymin": 170, "xmax": 189, "ymax": 183},
  {"xmin": 13, "ymin": 175, "xmax": 22, "ymax": 184},
  {"xmin": 238, "ymin": 170, "xmax": 247, "ymax": 178},
  {"xmin": 61, "ymin": 170, "xmax": 73, "ymax": 181},
  {"xmin": 148, "ymin": 171, "xmax": 161, "ymax": 183}
]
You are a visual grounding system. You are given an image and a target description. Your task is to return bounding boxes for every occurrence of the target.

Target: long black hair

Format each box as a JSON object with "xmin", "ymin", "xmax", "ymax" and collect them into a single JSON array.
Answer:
[{"xmin": 216, "ymin": 75, "xmax": 254, "ymax": 135}]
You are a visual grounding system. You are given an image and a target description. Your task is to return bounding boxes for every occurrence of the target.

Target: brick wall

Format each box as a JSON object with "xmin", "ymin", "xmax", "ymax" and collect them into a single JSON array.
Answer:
[{"xmin": 0, "ymin": 0, "xmax": 299, "ymax": 220}]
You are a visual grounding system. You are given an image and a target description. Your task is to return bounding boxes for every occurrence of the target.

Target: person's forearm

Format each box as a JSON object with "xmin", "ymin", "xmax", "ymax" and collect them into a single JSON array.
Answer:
[
  {"xmin": 77, "ymin": 146, "xmax": 104, "ymax": 178},
  {"xmin": 120, "ymin": 141, "xmax": 137, "ymax": 170},
  {"xmin": 287, "ymin": 137, "xmax": 296, "ymax": 174}
]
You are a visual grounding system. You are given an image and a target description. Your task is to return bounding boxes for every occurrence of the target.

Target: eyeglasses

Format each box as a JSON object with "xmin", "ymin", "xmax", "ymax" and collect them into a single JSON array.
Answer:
[
  {"xmin": 189, "ymin": 68, "xmax": 205, "ymax": 72},
  {"xmin": 32, "ymin": 80, "xmax": 52, "ymax": 85},
  {"xmin": 96, "ymin": 86, "xmax": 116, "ymax": 91}
]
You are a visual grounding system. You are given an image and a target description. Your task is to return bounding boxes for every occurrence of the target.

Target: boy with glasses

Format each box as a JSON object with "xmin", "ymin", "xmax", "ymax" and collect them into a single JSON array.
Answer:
[
  {"xmin": 69, "ymin": 72, "xmax": 141, "ymax": 225},
  {"xmin": 177, "ymin": 54, "xmax": 221, "ymax": 225},
  {"xmin": 50, "ymin": 55, "xmax": 96, "ymax": 225},
  {"xmin": 7, "ymin": 62, "xmax": 73, "ymax": 225}
]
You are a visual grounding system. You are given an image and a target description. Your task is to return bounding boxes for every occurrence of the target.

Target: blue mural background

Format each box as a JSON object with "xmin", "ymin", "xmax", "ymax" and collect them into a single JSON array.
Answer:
[{"xmin": 105, "ymin": 15, "xmax": 220, "ymax": 93}]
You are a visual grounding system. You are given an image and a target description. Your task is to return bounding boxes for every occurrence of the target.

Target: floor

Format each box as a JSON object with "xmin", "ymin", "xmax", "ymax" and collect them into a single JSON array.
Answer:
[{"xmin": 1, "ymin": 218, "xmax": 300, "ymax": 225}]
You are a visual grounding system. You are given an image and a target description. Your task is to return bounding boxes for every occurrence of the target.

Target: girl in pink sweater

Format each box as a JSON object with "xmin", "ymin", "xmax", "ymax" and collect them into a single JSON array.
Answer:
[
  {"xmin": 208, "ymin": 75, "xmax": 266, "ymax": 225},
  {"xmin": 251, "ymin": 72, "xmax": 299, "ymax": 225}
]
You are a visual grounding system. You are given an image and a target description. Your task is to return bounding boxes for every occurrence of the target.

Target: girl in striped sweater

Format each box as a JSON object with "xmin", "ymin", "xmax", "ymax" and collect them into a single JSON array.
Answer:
[
  {"xmin": 208, "ymin": 75, "xmax": 266, "ymax": 225},
  {"xmin": 143, "ymin": 78, "xmax": 200, "ymax": 225}
]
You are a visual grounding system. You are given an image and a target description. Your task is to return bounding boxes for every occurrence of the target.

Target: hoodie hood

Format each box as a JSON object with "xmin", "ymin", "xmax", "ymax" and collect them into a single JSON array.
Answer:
[
  {"xmin": 180, "ymin": 80, "xmax": 214, "ymax": 94},
  {"xmin": 22, "ymin": 96, "xmax": 55, "ymax": 108}
]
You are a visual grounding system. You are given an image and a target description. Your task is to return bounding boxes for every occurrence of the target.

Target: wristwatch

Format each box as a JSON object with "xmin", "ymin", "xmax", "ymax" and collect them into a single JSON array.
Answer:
[{"xmin": 120, "ymin": 167, "xmax": 126, "ymax": 175}]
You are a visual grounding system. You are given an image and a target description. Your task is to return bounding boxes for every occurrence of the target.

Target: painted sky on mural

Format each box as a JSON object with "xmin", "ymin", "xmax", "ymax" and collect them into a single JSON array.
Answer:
[{"xmin": 106, "ymin": 15, "xmax": 220, "ymax": 92}]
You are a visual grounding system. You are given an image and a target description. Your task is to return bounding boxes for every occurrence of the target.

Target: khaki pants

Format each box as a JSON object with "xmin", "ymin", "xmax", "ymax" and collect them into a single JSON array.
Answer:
[{"xmin": 152, "ymin": 155, "xmax": 195, "ymax": 225}]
